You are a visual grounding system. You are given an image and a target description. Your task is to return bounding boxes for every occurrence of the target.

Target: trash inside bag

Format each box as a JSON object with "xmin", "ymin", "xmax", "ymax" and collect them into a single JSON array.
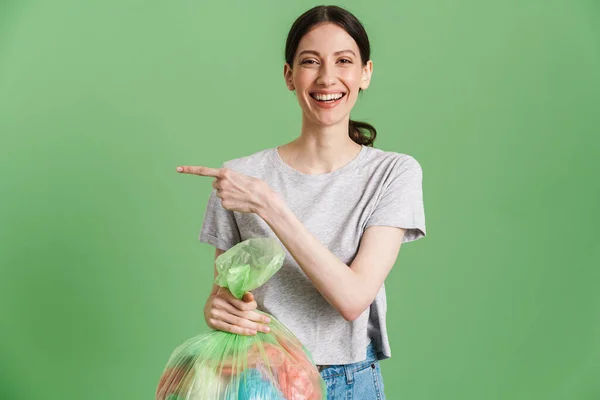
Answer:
[{"xmin": 156, "ymin": 237, "xmax": 326, "ymax": 399}]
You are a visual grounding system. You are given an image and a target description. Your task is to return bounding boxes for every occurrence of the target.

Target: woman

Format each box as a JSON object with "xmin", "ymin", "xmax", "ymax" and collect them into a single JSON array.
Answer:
[{"xmin": 176, "ymin": 5, "xmax": 427, "ymax": 399}]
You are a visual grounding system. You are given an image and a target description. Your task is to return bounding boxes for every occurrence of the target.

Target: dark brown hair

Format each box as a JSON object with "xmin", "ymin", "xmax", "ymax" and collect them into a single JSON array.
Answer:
[{"xmin": 285, "ymin": 5, "xmax": 377, "ymax": 147}]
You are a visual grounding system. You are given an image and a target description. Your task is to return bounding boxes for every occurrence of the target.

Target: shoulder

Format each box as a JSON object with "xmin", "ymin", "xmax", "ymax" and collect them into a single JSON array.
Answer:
[
  {"xmin": 220, "ymin": 148, "xmax": 274, "ymax": 176},
  {"xmin": 363, "ymin": 147, "xmax": 423, "ymax": 175}
]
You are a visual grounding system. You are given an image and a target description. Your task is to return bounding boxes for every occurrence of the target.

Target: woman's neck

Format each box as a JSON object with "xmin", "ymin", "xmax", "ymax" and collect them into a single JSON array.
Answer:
[{"xmin": 277, "ymin": 117, "xmax": 362, "ymax": 175}]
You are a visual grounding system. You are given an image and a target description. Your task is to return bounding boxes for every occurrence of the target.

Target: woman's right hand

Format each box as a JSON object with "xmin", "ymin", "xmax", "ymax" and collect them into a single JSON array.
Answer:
[{"xmin": 204, "ymin": 287, "xmax": 271, "ymax": 335}]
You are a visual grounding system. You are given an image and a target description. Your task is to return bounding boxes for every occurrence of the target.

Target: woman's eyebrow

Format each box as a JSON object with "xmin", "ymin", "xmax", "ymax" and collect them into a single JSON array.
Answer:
[
  {"xmin": 334, "ymin": 49, "xmax": 356, "ymax": 56},
  {"xmin": 297, "ymin": 49, "xmax": 357, "ymax": 57}
]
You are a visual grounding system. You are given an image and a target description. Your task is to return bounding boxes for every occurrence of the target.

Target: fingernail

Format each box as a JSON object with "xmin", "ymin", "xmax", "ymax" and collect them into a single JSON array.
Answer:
[
  {"xmin": 264, "ymin": 317, "xmax": 271, "ymax": 323},
  {"xmin": 176, "ymin": 167, "xmax": 183, "ymax": 172}
]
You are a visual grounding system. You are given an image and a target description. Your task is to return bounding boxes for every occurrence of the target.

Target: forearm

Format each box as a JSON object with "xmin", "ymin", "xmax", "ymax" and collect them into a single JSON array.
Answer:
[
  {"xmin": 257, "ymin": 193, "xmax": 368, "ymax": 321},
  {"xmin": 207, "ymin": 251, "xmax": 225, "ymax": 303},
  {"xmin": 206, "ymin": 273, "xmax": 219, "ymax": 313}
]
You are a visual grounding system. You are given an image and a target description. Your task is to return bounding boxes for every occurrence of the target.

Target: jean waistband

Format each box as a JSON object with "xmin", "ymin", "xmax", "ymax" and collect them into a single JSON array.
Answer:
[
  {"xmin": 364, "ymin": 340, "xmax": 377, "ymax": 362},
  {"xmin": 317, "ymin": 341, "xmax": 377, "ymax": 372}
]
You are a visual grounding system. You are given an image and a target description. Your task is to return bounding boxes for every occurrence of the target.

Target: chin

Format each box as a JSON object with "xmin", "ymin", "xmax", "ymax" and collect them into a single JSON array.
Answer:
[{"xmin": 313, "ymin": 114, "xmax": 348, "ymax": 128}]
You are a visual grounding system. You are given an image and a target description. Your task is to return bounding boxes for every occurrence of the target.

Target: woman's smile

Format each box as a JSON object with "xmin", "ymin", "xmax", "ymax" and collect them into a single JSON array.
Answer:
[{"xmin": 309, "ymin": 91, "xmax": 347, "ymax": 108}]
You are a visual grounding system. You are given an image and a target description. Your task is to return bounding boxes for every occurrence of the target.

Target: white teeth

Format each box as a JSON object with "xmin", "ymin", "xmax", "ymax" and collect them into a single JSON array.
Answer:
[{"xmin": 313, "ymin": 93, "xmax": 344, "ymax": 101}]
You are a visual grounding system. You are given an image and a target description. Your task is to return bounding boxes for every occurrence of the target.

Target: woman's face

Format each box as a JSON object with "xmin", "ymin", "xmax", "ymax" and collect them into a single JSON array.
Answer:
[{"xmin": 284, "ymin": 23, "xmax": 373, "ymax": 128}]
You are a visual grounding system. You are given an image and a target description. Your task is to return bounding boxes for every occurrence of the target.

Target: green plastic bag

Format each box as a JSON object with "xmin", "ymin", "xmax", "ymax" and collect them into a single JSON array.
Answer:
[
  {"xmin": 156, "ymin": 237, "xmax": 327, "ymax": 400},
  {"xmin": 214, "ymin": 237, "xmax": 286, "ymax": 299}
]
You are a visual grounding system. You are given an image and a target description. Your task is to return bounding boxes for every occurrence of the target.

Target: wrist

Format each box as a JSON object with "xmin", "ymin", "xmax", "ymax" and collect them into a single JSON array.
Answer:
[{"xmin": 256, "ymin": 189, "xmax": 287, "ymax": 224}]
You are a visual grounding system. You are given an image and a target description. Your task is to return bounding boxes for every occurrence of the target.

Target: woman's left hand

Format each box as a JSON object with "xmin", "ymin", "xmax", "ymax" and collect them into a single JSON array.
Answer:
[{"xmin": 176, "ymin": 165, "xmax": 274, "ymax": 214}]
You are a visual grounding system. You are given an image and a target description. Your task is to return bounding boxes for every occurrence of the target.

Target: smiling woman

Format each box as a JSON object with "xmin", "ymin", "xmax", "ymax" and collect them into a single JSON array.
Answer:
[
  {"xmin": 284, "ymin": 6, "xmax": 376, "ymax": 146},
  {"xmin": 177, "ymin": 5, "xmax": 427, "ymax": 400}
]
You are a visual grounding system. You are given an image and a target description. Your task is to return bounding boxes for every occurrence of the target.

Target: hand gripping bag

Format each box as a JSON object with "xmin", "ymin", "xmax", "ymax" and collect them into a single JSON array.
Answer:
[{"xmin": 156, "ymin": 237, "xmax": 327, "ymax": 400}]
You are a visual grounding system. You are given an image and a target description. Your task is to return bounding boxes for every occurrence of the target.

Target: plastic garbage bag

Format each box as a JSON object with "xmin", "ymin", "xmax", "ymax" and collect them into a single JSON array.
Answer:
[{"xmin": 156, "ymin": 237, "xmax": 326, "ymax": 399}]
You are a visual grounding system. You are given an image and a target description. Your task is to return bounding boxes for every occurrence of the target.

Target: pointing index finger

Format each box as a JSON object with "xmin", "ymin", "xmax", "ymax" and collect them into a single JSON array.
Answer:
[{"xmin": 176, "ymin": 166, "xmax": 222, "ymax": 177}]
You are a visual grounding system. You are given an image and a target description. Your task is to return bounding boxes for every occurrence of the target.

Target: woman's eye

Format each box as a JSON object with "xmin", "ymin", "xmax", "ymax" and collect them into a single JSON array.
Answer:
[
  {"xmin": 301, "ymin": 59, "xmax": 317, "ymax": 65},
  {"xmin": 338, "ymin": 59, "xmax": 352, "ymax": 64}
]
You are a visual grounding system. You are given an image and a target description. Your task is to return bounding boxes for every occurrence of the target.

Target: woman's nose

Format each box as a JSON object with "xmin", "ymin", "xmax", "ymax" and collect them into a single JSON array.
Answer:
[{"xmin": 316, "ymin": 63, "xmax": 336, "ymax": 86}]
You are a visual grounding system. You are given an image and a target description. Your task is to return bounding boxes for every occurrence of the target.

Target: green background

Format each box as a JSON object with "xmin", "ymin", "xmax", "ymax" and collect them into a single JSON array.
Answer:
[{"xmin": 1, "ymin": 0, "xmax": 599, "ymax": 399}]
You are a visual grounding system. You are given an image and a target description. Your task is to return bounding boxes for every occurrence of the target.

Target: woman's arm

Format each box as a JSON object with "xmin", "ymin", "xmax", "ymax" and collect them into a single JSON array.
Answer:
[
  {"xmin": 258, "ymin": 194, "xmax": 406, "ymax": 321},
  {"xmin": 208, "ymin": 248, "xmax": 225, "ymax": 297},
  {"xmin": 177, "ymin": 165, "xmax": 408, "ymax": 322}
]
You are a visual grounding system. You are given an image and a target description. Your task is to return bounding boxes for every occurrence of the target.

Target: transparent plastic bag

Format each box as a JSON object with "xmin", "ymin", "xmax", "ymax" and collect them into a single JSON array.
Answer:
[{"xmin": 156, "ymin": 237, "xmax": 327, "ymax": 399}]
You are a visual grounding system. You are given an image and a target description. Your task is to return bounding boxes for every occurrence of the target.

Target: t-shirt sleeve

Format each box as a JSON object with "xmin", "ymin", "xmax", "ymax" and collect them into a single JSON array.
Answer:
[
  {"xmin": 365, "ymin": 155, "xmax": 427, "ymax": 243},
  {"xmin": 198, "ymin": 186, "xmax": 242, "ymax": 251}
]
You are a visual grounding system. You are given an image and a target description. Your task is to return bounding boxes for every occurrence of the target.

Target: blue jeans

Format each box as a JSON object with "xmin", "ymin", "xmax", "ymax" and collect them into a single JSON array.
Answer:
[{"xmin": 318, "ymin": 342, "xmax": 386, "ymax": 399}]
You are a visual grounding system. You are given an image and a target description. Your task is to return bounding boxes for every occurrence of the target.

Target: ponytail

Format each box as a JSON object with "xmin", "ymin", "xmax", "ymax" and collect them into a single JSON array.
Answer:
[{"xmin": 349, "ymin": 119, "xmax": 377, "ymax": 147}]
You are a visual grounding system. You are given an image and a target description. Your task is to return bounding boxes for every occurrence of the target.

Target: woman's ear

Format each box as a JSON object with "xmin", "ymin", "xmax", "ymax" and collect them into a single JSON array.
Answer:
[
  {"xmin": 360, "ymin": 60, "xmax": 373, "ymax": 90},
  {"xmin": 284, "ymin": 63, "xmax": 295, "ymax": 91}
]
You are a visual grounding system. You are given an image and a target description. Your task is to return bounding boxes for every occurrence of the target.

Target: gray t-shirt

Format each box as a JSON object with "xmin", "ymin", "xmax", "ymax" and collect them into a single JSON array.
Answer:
[{"xmin": 199, "ymin": 144, "xmax": 426, "ymax": 365}]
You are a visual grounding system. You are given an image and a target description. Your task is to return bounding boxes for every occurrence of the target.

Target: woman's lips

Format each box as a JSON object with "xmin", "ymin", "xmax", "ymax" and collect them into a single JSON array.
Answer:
[{"xmin": 309, "ymin": 92, "xmax": 346, "ymax": 109}]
